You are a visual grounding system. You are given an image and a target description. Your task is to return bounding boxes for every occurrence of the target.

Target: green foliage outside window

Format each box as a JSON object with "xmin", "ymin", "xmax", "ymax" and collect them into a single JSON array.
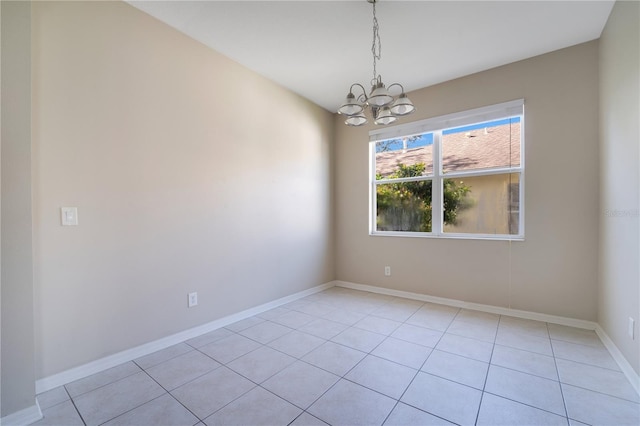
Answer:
[{"xmin": 376, "ymin": 163, "xmax": 472, "ymax": 232}]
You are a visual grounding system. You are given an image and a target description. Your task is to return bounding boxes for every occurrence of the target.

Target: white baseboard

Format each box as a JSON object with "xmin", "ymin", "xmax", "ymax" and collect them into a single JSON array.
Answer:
[
  {"xmin": 596, "ymin": 325, "xmax": 640, "ymax": 395},
  {"xmin": 0, "ymin": 401, "xmax": 42, "ymax": 426},
  {"xmin": 336, "ymin": 280, "xmax": 640, "ymax": 397},
  {"xmin": 335, "ymin": 281, "xmax": 597, "ymax": 329},
  {"xmin": 35, "ymin": 281, "xmax": 335, "ymax": 394}
]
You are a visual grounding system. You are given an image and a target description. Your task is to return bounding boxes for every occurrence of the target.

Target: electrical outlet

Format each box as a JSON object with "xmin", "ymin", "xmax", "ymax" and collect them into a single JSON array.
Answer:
[
  {"xmin": 384, "ymin": 266, "xmax": 391, "ymax": 276},
  {"xmin": 188, "ymin": 292, "xmax": 198, "ymax": 308},
  {"xmin": 629, "ymin": 317, "xmax": 635, "ymax": 339}
]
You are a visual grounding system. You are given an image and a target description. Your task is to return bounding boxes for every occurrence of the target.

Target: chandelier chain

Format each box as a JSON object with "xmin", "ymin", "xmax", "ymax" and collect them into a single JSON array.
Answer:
[{"xmin": 371, "ymin": 0, "xmax": 382, "ymax": 82}]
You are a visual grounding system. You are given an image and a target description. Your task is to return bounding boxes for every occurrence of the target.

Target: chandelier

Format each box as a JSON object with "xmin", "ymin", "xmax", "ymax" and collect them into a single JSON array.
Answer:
[{"xmin": 338, "ymin": 0, "xmax": 415, "ymax": 126}]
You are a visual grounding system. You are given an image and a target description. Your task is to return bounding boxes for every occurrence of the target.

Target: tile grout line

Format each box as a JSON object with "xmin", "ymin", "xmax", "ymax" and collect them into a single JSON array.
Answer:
[
  {"xmin": 380, "ymin": 303, "xmax": 460, "ymax": 425},
  {"xmin": 453, "ymin": 308, "xmax": 495, "ymax": 426},
  {"xmin": 63, "ymin": 365, "xmax": 152, "ymax": 425},
  {"xmin": 63, "ymin": 363, "xmax": 141, "ymax": 400},
  {"xmin": 64, "ymin": 385, "xmax": 88, "ymax": 426},
  {"xmin": 138, "ymin": 345, "xmax": 257, "ymax": 423},
  {"xmin": 473, "ymin": 314, "xmax": 501, "ymax": 426},
  {"xmin": 198, "ymin": 309, "xmax": 346, "ymax": 424},
  {"xmin": 136, "ymin": 358, "xmax": 261, "ymax": 425},
  {"xmin": 488, "ymin": 319, "xmax": 574, "ymax": 422},
  {"xmin": 135, "ymin": 342, "xmax": 196, "ymax": 371},
  {"xmin": 479, "ymin": 390, "xmax": 577, "ymax": 421},
  {"xmin": 306, "ymin": 298, "xmax": 424, "ymax": 425},
  {"xmin": 480, "ymin": 315, "xmax": 575, "ymax": 424},
  {"xmin": 286, "ymin": 350, "xmax": 361, "ymax": 425},
  {"xmin": 133, "ymin": 363, "xmax": 203, "ymax": 425},
  {"xmin": 546, "ymin": 322, "xmax": 572, "ymax": 425},
  {"xmin": 295, "ymin": 296, "xmax": 424, "ymax": 425}
]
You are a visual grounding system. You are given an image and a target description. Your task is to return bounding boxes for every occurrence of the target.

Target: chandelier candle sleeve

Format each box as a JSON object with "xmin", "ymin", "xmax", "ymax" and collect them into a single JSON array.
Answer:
[{"xmin": 338, "ymin": 0, "xmax": 415, "ymax": 126}]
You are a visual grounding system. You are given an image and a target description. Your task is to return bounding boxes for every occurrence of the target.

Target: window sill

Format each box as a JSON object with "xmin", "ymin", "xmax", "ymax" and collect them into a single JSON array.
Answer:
[{"xmin": 369, "ymin": 231, "xmax": 525, "ymax": 242}]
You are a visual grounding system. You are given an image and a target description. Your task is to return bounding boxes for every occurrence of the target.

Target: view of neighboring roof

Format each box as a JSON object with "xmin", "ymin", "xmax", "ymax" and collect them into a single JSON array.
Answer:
[{"xmin": 375, "ymin": 122, "xmax": 521, "ymax": 177}]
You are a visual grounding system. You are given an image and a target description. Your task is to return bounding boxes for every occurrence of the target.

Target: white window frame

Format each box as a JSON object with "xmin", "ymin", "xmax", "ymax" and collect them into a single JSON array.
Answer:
[{"xmin": 369, "ymin": 99, "xmax": 525, "ymax": 241}]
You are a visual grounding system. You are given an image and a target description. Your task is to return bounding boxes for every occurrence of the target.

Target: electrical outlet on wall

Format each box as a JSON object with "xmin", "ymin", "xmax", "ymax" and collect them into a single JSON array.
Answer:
[
  {"xmin": 384, "ymin": 266, "xmax": 391, "ymax": 276},
  {"xmin": 629, "ymin": 317, "xmax": 635, "ymax": 339},
  {"xmin": 188, "ymin": 292, "xmax": 198, "ymax": 308}
]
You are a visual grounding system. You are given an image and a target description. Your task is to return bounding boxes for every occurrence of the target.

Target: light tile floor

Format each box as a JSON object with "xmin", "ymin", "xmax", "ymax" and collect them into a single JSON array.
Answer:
[{"xmin": 34, "ymin": 287, "xmax": 640, "ymax": 426}]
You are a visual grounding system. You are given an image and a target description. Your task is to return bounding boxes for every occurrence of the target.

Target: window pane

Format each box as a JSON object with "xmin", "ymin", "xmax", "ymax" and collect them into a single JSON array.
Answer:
[
  {"xmin": 376, "ymin": 180, "xmax": 432, "ymax": 232},
  {"xmin": 442, "ymin": 118, "xmax": 520, "ymax": 174},
  {"xmin": 443, "ymin": 174, "xmax": 520, "ymax": 235},
  {"xmin": 375, "ymin": 133, "xmax": 433, "ymax": 180}
]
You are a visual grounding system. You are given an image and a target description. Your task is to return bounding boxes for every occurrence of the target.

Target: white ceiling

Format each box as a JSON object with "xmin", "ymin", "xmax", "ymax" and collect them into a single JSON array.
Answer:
[{"xmin": 128, "ymin": 1, "xmax": 614, "ymax": 112}]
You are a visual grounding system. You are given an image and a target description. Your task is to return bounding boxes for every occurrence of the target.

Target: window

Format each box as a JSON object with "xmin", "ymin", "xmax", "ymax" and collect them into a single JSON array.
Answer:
[{"xmin": 370, "ymin": 100, "xmax": 524, "ymax": 239}]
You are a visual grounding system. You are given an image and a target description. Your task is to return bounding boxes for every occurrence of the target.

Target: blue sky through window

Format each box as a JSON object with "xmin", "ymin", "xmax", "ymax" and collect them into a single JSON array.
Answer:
[{"xmin": 375, "ymin": 116, "xmax": 520, "ymax": 153}]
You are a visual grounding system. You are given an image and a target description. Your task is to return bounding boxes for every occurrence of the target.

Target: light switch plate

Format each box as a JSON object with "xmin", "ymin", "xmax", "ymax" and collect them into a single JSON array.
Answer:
[{"xmin": 61, "ymin": 207, "xmax": 78, "ymax": 226}]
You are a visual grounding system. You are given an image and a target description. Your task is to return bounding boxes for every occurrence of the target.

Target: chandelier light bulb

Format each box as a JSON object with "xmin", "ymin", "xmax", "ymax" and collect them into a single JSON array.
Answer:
[
  {"xmin": 345, "ymin": 112, "xmax": 368, "ymax": 126},
  {"xmin": 390, "ymin": 93, "xmax": 416, "ymax": 116},
  {"xmin": 338, "ymin": 92, "xmax": 365, "ymax": 116},
  {"xmin": 374, "ymin": 106, "xmax": 397, "ymax": 125},
  {"xmin": 368, "ymin": 79, "xmax": 394, "ymax": 107}
]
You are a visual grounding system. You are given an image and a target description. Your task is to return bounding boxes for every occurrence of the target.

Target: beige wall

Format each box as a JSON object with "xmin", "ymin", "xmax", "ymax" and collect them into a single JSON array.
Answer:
[
  {"xmin": 1, "ymin": 1, "xmax": 37, "ymax": 417},
  {"xmin": 598, "ymin": 1, "xmax": 640, "ymax": 375},
  {"xmin": 336, "ymin": 41, "xmax": 600, "ymax": 320},
  {"xmin": 31, "ymin": 1, "xmax": 334, "ymax": 378}
]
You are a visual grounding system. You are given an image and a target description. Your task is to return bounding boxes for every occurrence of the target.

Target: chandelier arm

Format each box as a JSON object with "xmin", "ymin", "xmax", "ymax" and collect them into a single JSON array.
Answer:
[
  {"xmin": 350, "ymin": 83, "xmax": 368, "ymax": 99},
  {"xmin": 387, "ymin": 83, "xmax": 406, "ymax": 94}
]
